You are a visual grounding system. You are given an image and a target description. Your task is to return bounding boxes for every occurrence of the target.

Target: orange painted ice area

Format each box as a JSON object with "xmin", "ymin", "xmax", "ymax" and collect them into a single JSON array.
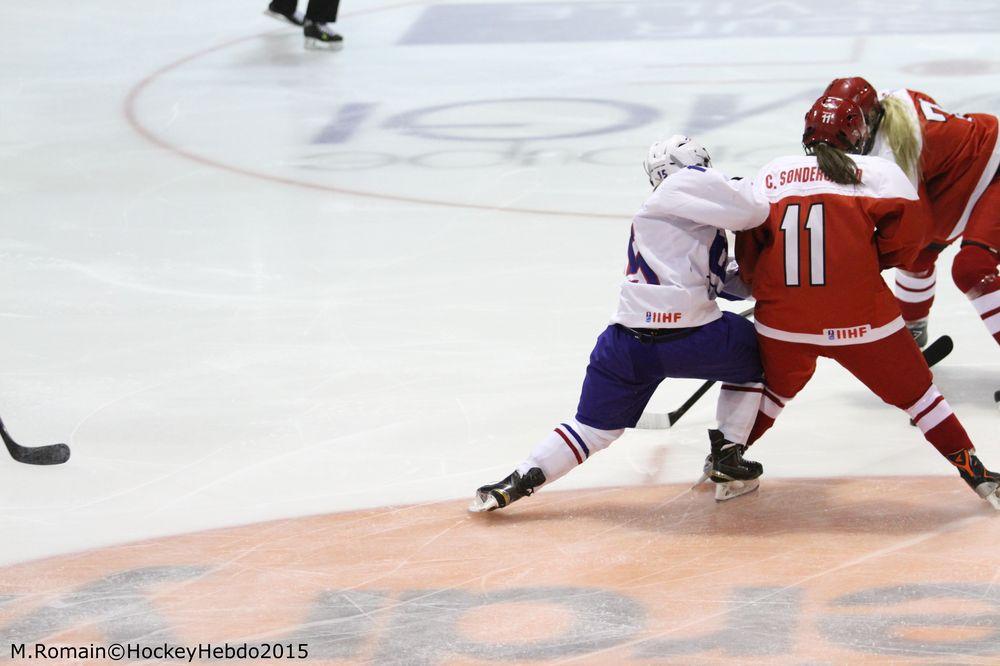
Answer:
[{"xmin": 2, "ymin": 477, "xmax": 998, "ymax": 664}]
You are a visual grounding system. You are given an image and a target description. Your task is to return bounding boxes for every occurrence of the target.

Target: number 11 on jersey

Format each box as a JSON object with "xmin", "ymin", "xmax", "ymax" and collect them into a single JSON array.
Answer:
[{"xmin": 779, "ymin": 203, "xmax": 826, "ymax": 287}]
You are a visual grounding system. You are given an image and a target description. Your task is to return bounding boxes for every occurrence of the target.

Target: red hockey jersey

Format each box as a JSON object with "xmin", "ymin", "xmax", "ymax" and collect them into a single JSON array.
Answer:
[
  {"xmin": 738, "ymin": 155, "xmax": 929, "ymax": 346},
  {"xmin": 871, "ymin": 89, "xmax": 999, "ymax": 243}
]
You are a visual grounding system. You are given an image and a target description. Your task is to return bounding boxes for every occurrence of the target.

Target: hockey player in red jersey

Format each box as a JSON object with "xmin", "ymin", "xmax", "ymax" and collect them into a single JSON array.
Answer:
[
  {"xmin": 734, "ymin": 95, "xmax": 1000, "ymax": 509},
  {"xmin": 814, "ymin": 77, "xmax": 1000, "ymax": 349}
]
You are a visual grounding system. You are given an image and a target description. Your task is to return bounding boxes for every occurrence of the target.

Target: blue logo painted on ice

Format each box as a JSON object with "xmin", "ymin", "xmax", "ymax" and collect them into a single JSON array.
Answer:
[{"xmin": 313, "ymin": 98, "xmax": 661, "ymax": 145}]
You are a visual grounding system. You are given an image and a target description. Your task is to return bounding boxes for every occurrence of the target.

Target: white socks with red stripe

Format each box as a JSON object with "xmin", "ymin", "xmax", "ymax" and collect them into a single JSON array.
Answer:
[
  {"xmin": 717, "ymin": 381, "xmax": 765, "ymax": 445},
  {"xmin": 516, "ymin": 420, "xmax": 623, "ymax": 486}
]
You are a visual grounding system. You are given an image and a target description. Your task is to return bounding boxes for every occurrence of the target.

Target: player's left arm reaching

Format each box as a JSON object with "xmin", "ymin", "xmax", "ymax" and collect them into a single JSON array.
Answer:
[{"xmin": 645, "ymin": 166, "xmax": 770, "ymax": 232}]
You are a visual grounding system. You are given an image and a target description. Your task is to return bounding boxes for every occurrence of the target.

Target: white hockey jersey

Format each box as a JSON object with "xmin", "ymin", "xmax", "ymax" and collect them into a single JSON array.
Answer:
[{"xmin": 611, "ymin": 167, "xmax": 769, "ymax": 329}]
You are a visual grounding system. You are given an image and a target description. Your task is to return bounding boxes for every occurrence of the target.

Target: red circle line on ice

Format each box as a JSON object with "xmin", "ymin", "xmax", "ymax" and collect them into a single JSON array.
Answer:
[
  {"xmin": 122, "ymin": 3, "xmax": 866, "ymax": 220},
  {"xmin": 121, "ymin": 0, "xmax": 623, "ymax": 220},
  {"xmin": 1, "ymin": 478, "xmax": 999, "ymax": 664}
]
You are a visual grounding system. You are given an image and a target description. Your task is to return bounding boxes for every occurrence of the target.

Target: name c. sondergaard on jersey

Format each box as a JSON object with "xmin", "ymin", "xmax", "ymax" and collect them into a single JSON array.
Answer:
[{"xmin": 743, "ymin": 155, "xmax": 926, "ymax": 345}]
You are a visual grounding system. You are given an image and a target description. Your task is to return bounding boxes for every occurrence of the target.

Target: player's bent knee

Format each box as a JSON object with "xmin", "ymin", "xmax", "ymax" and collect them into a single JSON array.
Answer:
[
  {"xmin": 760, "ymin": 388, "xmax": 790, "ymax": 420},
  {"xmin": 906, "ymin": 244, "xmax": 945, "ymax": 275},
  {"xmin": 952, "ymin": 243, "xmax": 999, "ymax": 294}
]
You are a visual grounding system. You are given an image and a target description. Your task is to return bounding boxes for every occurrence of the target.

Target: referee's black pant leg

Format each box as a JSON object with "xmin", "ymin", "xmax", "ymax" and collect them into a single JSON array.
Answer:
[
  {"xmin": 306, "ymin": 0, "xmax": 340, "ymax": 22},
  {"xmin": 269, "ymin": 0, "xmax": 298, "ymax": 14}
]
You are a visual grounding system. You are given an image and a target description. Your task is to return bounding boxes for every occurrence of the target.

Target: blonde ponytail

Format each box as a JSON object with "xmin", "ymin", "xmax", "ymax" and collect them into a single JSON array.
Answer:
[
  {"xmin": 810, "ymin": 142, "xmax": 862, "ymax": 185},
  {"xmin": 880, "ymin": 96, "xmax": 921, "ymax": 181}
]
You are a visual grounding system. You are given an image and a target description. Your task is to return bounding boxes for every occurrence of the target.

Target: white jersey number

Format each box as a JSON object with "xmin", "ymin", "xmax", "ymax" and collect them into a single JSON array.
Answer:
[
  {"xmin": 780, "ymin": 203, "xmax": 826, "ymax": 287},
  {"xmin": 919, "ymin": 99, "xmax": 971, "ymax": 123}
]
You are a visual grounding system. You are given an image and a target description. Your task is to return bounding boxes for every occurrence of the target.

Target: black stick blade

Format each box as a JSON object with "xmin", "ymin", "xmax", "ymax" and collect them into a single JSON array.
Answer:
[
  {"xmin": 922, "ymin": 335, "xmax": 953, "ymax": 368},
  {"xmin": 8, "ymin": 442, "xmax": 71, "ymax": 465}
]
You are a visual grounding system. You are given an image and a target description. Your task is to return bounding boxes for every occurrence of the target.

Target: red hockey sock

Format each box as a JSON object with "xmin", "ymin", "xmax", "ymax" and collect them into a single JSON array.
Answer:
[
  {"xmin": 746, "ymin": 412, "xmax": 773, "ymax": 447},
  {"xmin": 922, "ymin": 414, "xmax": 974, "ymax": 457},
  {"xmin": 904, "ymin": 385, "xmax": 975, "ymax": 456},
  {"xmin": 746, "ymin": 387, "xmax": 788, "ymax": 447},
  {"xmin": 896, "ymin": 247, "xmax": 942, "ymax": 322},
  {"xmin": 895, "ymin": 268, "xmax": 935, "ymax": 322},
  {"xmin": 952, "ymin": 243, "xmax": 1000, "ymax": 346}
]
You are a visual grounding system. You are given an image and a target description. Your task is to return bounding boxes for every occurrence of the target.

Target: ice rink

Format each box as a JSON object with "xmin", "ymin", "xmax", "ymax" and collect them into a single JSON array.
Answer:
[{"xmin": 1, "ymin": 0, "xmax": 999, "ymax": 663}]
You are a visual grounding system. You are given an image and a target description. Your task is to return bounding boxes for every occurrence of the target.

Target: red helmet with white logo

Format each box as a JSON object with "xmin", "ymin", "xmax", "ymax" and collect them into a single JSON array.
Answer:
[
  {"xmin": 823, "ymin": 77, "xmax": 880, "ymax": 128},
  {"xmin": 802, "ymin": 96, "xmax": 870, "ymax": 153}
]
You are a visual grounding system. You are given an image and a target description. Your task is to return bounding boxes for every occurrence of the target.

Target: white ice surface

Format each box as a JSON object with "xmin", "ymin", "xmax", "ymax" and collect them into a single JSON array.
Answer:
[{"xmin": 0, "ymin": 0, "xmax": 997, "ymax": 566}]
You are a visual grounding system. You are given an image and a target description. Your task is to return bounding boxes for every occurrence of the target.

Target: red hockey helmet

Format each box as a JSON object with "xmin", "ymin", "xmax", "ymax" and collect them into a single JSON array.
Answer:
[
  {"xmin": 802, "ymin": 96, "xmax": 870, "ymax": 153},
  {"xmin": 823, "ymin": 77, "xmax": 880, "ymax": 128}
]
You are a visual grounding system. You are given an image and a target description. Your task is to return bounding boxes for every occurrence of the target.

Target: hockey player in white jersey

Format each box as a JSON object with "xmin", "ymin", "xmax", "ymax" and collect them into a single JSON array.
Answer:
[{"xmin": 470, "ymin": 136, "xmax": 770, "ymax": 512}]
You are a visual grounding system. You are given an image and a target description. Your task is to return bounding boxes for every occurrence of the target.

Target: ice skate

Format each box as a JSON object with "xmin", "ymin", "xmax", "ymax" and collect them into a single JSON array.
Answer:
[
  {"xmin": 304, "ymin": 21, "xmax": 343, "ymax": 50},
  {"xmin": 469, "ymin": 467, "xmax": 545, "ymax": 512},
  {"xmin": 906, "ymin": 318, "xmax": 929, "ymax": 348},
  {"xmin": 264, "ymin": 2, "xmax": 305, "ymax": 26},
  {"xmin": 708, "ymin": 429, "xmax": 762, "ymax": 502},
  {"xmin": 946, "ymin": 449, "xmax": 1000, "ymax": 510}
]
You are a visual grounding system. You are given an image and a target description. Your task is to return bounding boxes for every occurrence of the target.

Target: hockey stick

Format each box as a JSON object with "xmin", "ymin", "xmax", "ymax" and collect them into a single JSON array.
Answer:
[
  {"xmin": 0, "ymin": 416, "xmax": 71, "ymax": 465},
  {"xmin": 634, "ymin": 306, "xmax": 755, "ymax": 430},
  {"xmin": 635, "ymin": 381, "xmax": 714, "ymax": 430},
  {"xmin": 637, "ymin": 333, "xmax": 954, "ymax": 431},
  {"xmin": 920, "ymin": 334, "xmax": 953, "ymax": 367}
]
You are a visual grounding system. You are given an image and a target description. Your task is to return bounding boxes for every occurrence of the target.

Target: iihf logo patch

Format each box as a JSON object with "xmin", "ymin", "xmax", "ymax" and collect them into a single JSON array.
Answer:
[
  {"xmin": 823, "ymin": 325, "xmax": 872, "ymax": 341},
  {"xmin": 646, "ymin": 312, "xmax": 683, "ymax": 324}
]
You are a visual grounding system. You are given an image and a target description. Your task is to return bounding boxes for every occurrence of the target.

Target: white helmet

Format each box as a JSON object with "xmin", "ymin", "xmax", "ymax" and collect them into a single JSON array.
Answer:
[{"xmin": 643, "ymin": 134, "xmax": 712, "ymax": 188}]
